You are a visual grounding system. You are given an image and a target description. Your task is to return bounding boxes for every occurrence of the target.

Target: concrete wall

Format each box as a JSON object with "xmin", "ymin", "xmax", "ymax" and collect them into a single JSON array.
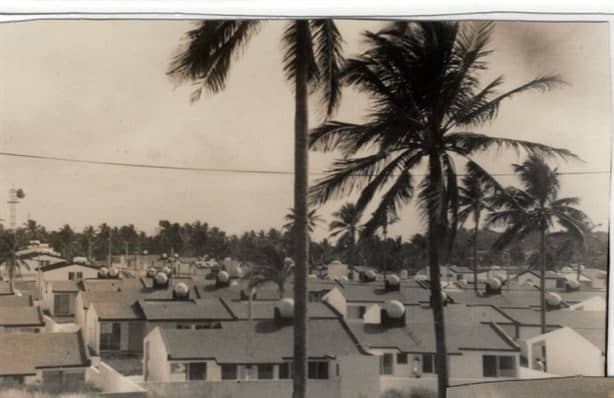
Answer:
[
  {"xmin": 87, "ymin": 362, "xmax": 146, "ymax": 394},
  {"xmin": 43, "ymin": 265, "xmax": 99, "ymax": 282},
  {"xmin": 338, "ymin": 354, "xmax": 380, "ymax": 398}
]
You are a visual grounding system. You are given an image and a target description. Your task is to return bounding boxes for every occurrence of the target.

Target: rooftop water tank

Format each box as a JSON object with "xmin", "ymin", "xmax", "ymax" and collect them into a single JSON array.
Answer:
[
  {"xmin": 546, "ymin": 292, "xmax": 562, "ymax": 306},
  {"xmin": 108, "ymin": 267, "xmax": 120, "ymax": 278},
  {"xmin": 565, "ymin": 279, "xmax": 580, "ymax": 290},
  {"xmin": 146, "ymin": 268, "xmax": 156, "ymax": 278},
  {"xmin": 217, "ymin": 270, "xmax": 230, "ymax": 283},
  {"xmin": 162, "ymin": 266, "xmax": 171, "ymax": 275},
  {"xmin": 155, "ymin": 272, "xmax": 169, "ymax": 286},
  {"xmin": 386, "ymin": 274, "xmax": 401, "ymax": 286},
  {"xmin": 278, "ymin": 298, "xmax": 295, "ymax": 319},
  {"xmin": 384, "ymin": 300, "xmax": 405, "ymax": 319},
  {"xmin": 98, "ymin": 267, "xmax": 109, "ymax": 278},
  {"xmin": 486, "ymin": 278, "xmax": 502, "ymax": 290},
  {"xmin": 174, "ymin": 282, "xmax": 190, "ymax": 298},
  {"xmin": 399, "ymin": 270, "xmax": 409, "ymax": 280},
  {"xmin": 364, "ymin": 270, "xmax": 377, "ymax": 281}
]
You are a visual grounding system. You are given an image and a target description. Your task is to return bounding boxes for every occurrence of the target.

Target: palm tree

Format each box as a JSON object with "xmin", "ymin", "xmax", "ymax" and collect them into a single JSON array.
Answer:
[
  {"xmin": 250, "ymin": 245, "xmax": 295, "ymax": 299},
  {"xmin": 168, "ymin": 20, "xmax": 344, "ymax": 398},
  {"xmin": 457, "ymin": 162, "xmax": 500, "ymax": 294},
  {"xmin": 488, "ymin": 155, "xmax": 587, "ymax": 339},
  {"xmin": 307, "ymin": 22, "xmax": 574, "ymax": 398},
  {"xmin": 284, "ymin": 207, "xmax": 324, "ymax": 234},
  {"xmin": 328, "ymin": 202, "xmax": 361, "ymax": 264}
]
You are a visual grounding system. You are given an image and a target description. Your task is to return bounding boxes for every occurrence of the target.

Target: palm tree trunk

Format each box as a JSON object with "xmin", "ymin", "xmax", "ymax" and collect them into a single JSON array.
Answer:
[
  {"xmin": 539, "ymin": 227, "xmax": 547, "ymax": 335},
  {"xmin": 473, "ymin": 211, "xmax": 480, "ymax": 295},
  {"xmin": 292, "ymin": 20, "xmax": 310, "ymax": 398},
  {"xmin": 427, "ymin": 153, "xmax": 449, "ymax": 398}
]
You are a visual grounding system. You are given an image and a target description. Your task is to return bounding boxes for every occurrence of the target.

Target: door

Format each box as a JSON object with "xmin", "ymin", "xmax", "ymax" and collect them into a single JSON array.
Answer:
[
  {"xmin": 129, "ymin": 322, "xmax": 145, "ymax": 351},
  {"xmin": 54, "ymin": 294, "xmax": 70, "ymax": 316},
  {"xmin": 188, "ymin": 362, "xmax": 207, "ymax": 380}
]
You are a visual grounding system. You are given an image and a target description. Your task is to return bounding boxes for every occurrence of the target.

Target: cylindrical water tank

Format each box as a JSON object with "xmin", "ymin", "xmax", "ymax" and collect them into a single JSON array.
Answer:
[
  {"xmin": 486, "ymin": 278, "xmax": 502, "ymax": 290},
  {"xmin": 98, "ymin": 267, "xmax": 109, "ymax": 278},
  {"xmin": 546, "ymin": 292, "xmax": 562, "ymax": 306},
  {"xmin": 566, "ymin": 279, "xmax": 580, "ymax": 290},
  {"xmin": 365, "ymin": 270, "xmax": 376, "ymax": 281},
  {"xmin": 155, "ymin": 272, "xmax": 169, "ymax": 286},
  {"xmin": 217, "ymin": 270, "xmax": 230, "ymax": 283},
  {"xmin": 146, "ymin": 268, "xmax": 156, "ymax": 278},
  {"xmin": 384, "ymin": 300, "xmax": 406, "ymax": 318},
  {"xmin": 387, "ymin": 274, "xmax": 401, "ymax": 286},
  {"xmin": 108, "ymin": 267, "xmax": 120, "ymax": 278},
  {"xmin": 278, "ymin": 298, "xmax": 294, "ymax": 319},
  {"xmin": 174, "ymin": 282, "xmax": 190, "ymax": 297},
  {"xmin": 162, "ymin": 266, "xmax": 171, "ymax": 275}
]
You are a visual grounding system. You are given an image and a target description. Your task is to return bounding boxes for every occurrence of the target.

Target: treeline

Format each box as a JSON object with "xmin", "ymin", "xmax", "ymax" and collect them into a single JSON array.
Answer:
[{"xmin": 0, "ymin": 218, "xmax": 607, "ymax": 272}]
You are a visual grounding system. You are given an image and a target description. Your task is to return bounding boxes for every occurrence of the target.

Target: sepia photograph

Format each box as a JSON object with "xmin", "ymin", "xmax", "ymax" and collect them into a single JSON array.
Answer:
[{"xmin": 0, "ymin": 15, "xmax": 610, "ymax": 398}]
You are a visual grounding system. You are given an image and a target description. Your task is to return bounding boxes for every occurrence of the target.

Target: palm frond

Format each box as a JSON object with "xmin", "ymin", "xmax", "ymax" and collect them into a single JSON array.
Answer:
[
  {"xmin": 168, "ymin": 20, "xmax": 261, "ymax": 99},
  {"xmin": 310, "ymin": 20, "xmax": 344, "ymax": 117}
]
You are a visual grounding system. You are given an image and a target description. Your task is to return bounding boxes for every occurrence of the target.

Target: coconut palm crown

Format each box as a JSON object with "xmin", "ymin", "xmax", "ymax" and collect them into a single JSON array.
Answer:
[{"xmin": 307, "ymin": 21, "xmax": 576, "ymax": 398}]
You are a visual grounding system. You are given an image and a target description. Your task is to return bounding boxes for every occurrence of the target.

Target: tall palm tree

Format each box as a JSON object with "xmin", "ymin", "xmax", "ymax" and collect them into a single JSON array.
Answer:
[
  {"xmin": 250, "ymin": 245, "xmax": 295, "ymax": 299},
  {"xmin": 457, "ymin": 162, "xmax": 500, "ymax": 294},
  {"xmin": 284, "ymin": 207, "xmax": 324, "ymax": 234},
  {"xmin": 168, "ymin": 20, "xmax": 344, "ymax": 398},
  {"xmin": 307, "ymin": 22, "xmax": 574, "ymax": 398},
  {"xmin": 328, "ymin": 202, "xmax": 361, "ymax": 264},
  {"xmin": 488, "ymin": 155, "xmax": 587, "ymax": 338}
]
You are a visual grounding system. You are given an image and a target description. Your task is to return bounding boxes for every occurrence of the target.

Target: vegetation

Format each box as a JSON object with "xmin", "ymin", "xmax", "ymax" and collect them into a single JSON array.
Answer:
[
  {"xmin": 382, "ymin": 388, "xmax": 437, "ymax": 398},
  {"xmin": 488, "ymin": 155, "xmax": 589, "ymax": 336},
  {"xmin": 167, "ymin": 19, "xmax": 345, "ymax": 398},
  {"xmin": 308, "ymin": 21, "xmax": 574, "ymax": 398}
]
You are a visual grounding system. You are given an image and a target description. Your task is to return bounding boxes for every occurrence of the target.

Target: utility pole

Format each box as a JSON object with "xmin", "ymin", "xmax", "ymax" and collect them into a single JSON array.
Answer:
[
  {"xmin": 107, "ymin": 228, "xmax": 112, "ymax": 267},
  {"xmin": 7, "ymin": 188, "xmax": 25, "ymax": 295}
]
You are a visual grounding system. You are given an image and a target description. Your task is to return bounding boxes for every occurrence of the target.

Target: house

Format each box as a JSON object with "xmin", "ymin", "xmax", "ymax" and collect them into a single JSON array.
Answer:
[
  {"xmin": 0, "ymin": 305, "xmax": 45, "ymax": 333},
  {"xmin": 223, "ymin": 300, "xmax": 339, "ymax": 320},
  {"xmin": 41, "ymin": 280, "xmax": 82, "ymax": 317},
  {"xmin": 142, "ymin": 303, "xmax": 380, "ymax": 398},
  {"xmin": 40, "ymin": 261, "xmax": 101, "ymax": 282},
  {"xmin": 510, "ymin": 270, "xmax": 568, "ymax": 290},
  {"xmin": 447, "ymin": 376, "xmax": 614, "ymax": 398},
  {"xmin": 0, "ymin": 241, "xmax": 65, "ymax": 281},
  {"xmin": 567, "ymin": 295, "xmax": 606, "ymax": 312},
  {"xmin": 345, "ymin": 303, "xmax": 520, "ymax": 391},
  {"xmin": 494, "ymin": 307, "xmax": 605, "ymax": 374},
  {"xmin": 0, "ymin": 331, "xmax": 90, "ymax": 386},
  {"xmin": 522, "ymin": 327, "xmax": 604, "ymax": 376}
]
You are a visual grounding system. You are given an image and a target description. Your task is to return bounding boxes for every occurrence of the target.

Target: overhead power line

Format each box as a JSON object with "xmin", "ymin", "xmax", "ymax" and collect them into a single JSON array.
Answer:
[{"xmin": 0, "ymin": 151, "xmax": 609, "ymax": 177}]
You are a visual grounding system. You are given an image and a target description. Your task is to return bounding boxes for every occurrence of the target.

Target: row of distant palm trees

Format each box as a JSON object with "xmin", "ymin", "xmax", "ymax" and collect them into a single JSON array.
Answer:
[{"xmin": 169, "ymin": 20, "xmax": 586, "ymax": 398}]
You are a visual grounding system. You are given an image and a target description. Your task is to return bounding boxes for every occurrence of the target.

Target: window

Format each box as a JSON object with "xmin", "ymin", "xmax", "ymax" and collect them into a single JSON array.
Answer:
[
  {"xmin": 422, "ymin": 354, "xmax": 437, "ymax": 374},
  {"xmin": 308, "ymin": 361, "xmax": 329, "ymax": 379},
  {"xmin": 176, "ymin": 324, "xmax": 192, "ymax": 330},
  {"xmin": 195, "ymin": 322, "xmax": 221, "ymax": 330},
  {"xmin": 257, "ymin": 364, "xmax": 274, "ymax": 380},
  {"xmin": 68, "ymin": 272, "xmax": 75, "ymax": 280},
  {"xmin": 100, "ymin": 322, "xmax": 121, "ymax": 350},
  {"xmin": 76, "ymin": 272, "xmax": 83, "ymax": 280},
  {"xmin": 556, "ymin": 279, "xmax": 566, "ymax": 289},
  {"xmin": 279, "ymin": 363, "xmax": 292, "ymax": 379},
  {"xmin": 42, "ymin": 370, "xmax": 84, "ymax": 387},
  {"xmin": 188, "ymin": 362, "xmax": 207, "ymax": 380},
  {"xmin": 347, "ymin": 305, "xmax": 366, "ymax": 320},
  {"xmin": 397, "ymin": 353, "xmax": 409, "ymax": 364},
  {"xmin": 0, "ymin": 375, "xmax": 24, "ymax": 385},
  {"xmin": 221, "ymin": 364, "xmax": 238, "ymax": 380},
  {"xmin": 241, "ymin": 365, "xmax": 257, "ymax": 380},
  {"xmin": 483, "ymin": 355, "xmax": 517, "ymax": 377},
  {"xmin": 379, "ymin": 354, "xmax": 393, "ymax": 375}
]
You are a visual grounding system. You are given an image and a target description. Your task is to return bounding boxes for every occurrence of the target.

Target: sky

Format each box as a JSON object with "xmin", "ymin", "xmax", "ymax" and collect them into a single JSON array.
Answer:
[{"xmin": 0, "ymin": 19, "xmax": 610, "ymax": 240}]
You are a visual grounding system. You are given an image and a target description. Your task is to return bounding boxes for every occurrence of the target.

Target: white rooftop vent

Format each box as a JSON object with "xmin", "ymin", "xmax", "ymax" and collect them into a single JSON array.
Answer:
[
  {"xmin": 546, "ymin": 292, "xmax": 562, "ymax": 307},
  {"xmin": 364, "ymin": 270, "xmax": 377, "ymax": 280},
  {"xmin": 386, "ymin": 274, "xmax": 401, "ymax": 286},
  {"xmin": 108, "ymin": 267, "xmax": 120, "ymax": 278},
  {"xmin": 174, "ymin": 282, "xmax": 190, "ymax": 298},
  {"xmin": 278, "ymin": 298, "xmax": 294, "ymax": 319},
  {"xmin": 162, "ymin": 253, "xmax": 168, "ymax": 259},
  {"xmin": 155, "ymin": 272, "xmax": 169, "ymax": 286},
  {"xmin": 98, "ymin": 267, "xmax": 109, "ymax": 278},
  {"xmin": 384, "ymin": 300, "xmax": 405, "ymax": 319}
]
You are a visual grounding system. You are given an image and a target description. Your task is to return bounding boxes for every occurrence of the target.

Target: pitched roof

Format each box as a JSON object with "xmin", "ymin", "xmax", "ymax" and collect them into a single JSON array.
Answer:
[
  {"xmin": 497, "ymin": 308, "xmax": 605, "ymax": 351},
  {"xmin": 447, "ymin": 289, "xmax": 542, "ymax": 308},
  {"xmin": 93, "ymin": 301, "xmax": 144, "ymax": 321},
  {"xmin": 138, "ymin": 298, "xmax": 234, "ymax": 321},
  {"xmin": 337, "ymin": 282, "xmax": 430, "ymax": 304},
  {"xmin": 0, "ymin": 331, "xmax": 89, "ymax": 376},
  {"xmin": 159, "ymin": 318, "xmax": 364, "ymax": 363},
  {"xmin": 40, "ymin": 262, "xmax": 100, "ymax": 272},
  {"xmin": 223, "ymin": 300, "xmax": 338, "ymax": 320},
  {"xmin": 0, "ymin": 294, "xmax": 33, "ymax": 307},
  {"xmin": 0, "ymin": 305, "xmax": 44, "ymax": 327}
]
